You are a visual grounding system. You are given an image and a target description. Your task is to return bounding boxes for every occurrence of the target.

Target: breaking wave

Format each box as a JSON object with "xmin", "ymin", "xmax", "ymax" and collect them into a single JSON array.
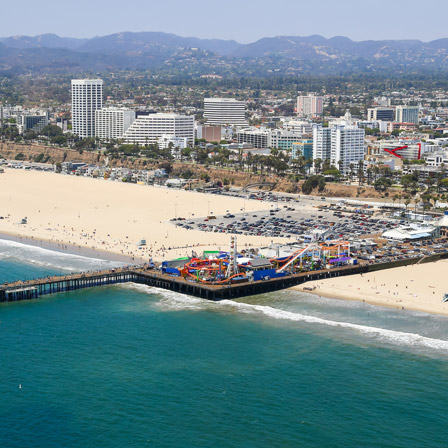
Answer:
[
  {"xmin": 123, "ymin": 283, "xmax": 448, "ymax": 352},
  {"xmin": 0, "ymin": 238, "xmax": 124, "ymax": 272}
]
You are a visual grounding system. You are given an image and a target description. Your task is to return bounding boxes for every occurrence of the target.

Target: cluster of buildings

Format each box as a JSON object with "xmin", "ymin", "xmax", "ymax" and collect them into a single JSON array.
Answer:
[
  {"xmin": 366, "ymin": 105, "xmax": 420, "ymax": 133},
  {"xmin": 5, "ymin": 80, "xmax": 448, "ymax": 180},
  {"xmin": 0, "ymin": 104, "xmax": 50, "ymax": 134},
  {"xmin": 71, "ymin": 79, "xmax": 195, "ymax": 148}
]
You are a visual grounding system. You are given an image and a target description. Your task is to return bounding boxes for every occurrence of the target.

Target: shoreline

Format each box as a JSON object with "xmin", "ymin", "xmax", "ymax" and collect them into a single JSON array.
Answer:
[
  {"xmin": 0, "ymin": 231, "xmax": 139, "ymax": 265},
  {"xmin": 291, "ymin": 259, "xmax": 448, "ymax": 317},
  {"xmin": 293, "ymin": 285, "xmax": 448, "ymax": 317}
]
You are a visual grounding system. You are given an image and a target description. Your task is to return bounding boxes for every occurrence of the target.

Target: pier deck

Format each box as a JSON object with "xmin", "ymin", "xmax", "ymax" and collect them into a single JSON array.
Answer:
[{"xmin": 1, "ymin": 251, "xmax": 448, "ymax": 303}]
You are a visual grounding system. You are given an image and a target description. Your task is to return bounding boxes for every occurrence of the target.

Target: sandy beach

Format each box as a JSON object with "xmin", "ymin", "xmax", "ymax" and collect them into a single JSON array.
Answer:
[
  {"xmin": 0, "ymin": 169, "xmax": 290, "ymax": 262},
  {"xmin": 2, "ymin": 168, "xmax": 448, "ymax": 316},
  {"xmin": 292, "ymin": 259, "xmax": 448, "ymax": 315}
]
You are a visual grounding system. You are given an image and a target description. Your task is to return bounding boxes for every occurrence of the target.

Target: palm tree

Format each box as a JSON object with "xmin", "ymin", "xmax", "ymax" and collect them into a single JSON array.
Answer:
[
  {"xmin": 405, "ymin": 197, "xmax": 411, "ymax": 212},
  {"xmin": 349, "ymin": 163, "xmax": 355, "ymax": 183},
  {"xmin": 357, "ymin": 160, "xmax": 364, "ymax": 185}
]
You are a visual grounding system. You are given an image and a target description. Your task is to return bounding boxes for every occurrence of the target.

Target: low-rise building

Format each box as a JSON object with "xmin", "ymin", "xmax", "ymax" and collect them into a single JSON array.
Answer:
[
  {"xmin": 436, "ymin": 211, "xmax": 448, "ymax": 238},
  {"xmin": 236, "ymin": 128, "xmax": 269, "ymax": 149}
]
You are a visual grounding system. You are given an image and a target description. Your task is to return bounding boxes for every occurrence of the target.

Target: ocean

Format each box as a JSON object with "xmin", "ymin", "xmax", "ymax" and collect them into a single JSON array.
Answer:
[{"xmin": 1, "ymin": 239, "xmax": 448, "ymax": 447}]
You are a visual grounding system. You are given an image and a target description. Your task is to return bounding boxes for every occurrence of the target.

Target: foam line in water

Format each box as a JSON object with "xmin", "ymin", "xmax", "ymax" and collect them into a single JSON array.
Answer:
[
  {"xmin": 221, "ymin": 300, "xmax": 448, "ymax": 351},
  {"xmin": 0, "ymin": 238, "xmax": 124, "ymax": 272},
  {"xmin": 124, "ymin": 284, "xmax": 448, "ymax": 352}
]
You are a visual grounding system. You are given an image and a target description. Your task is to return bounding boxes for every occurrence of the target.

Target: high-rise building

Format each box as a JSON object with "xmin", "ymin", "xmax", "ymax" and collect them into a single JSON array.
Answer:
[
  {"xmin": 367, "ymin": 107, "xmax": 395, "ymax": 122},
  {"xmin": 297, "ymin": 95, "xmax": 323, "ymax": 118},
  {"xmin": 313, "ymin": 123, "xmax": 365, "ymax": 173},
  {"xmin": 204, "ymin": 98, "xmax": 247, "ymax": 126},
  {"xmin": 95, "ymin": 108, "xmax": 136, "ymax": 141},
  {"xmin": 330, "ymin": 125, "xmax": 365, "ymax": 173},
  {"xmin": 312, "ymin": 125, "xmax": 332, "ymax": 161},
  {"xmin": 395, "ymin": 106, "xmax": 419, "ymax": 124},
  {"xmin": 71, "ymin": 79, "xmax": 103, "ymax": 138},
  {"xmin": 123, "ymin": 113, "xmax": 195, "ymax": 146}
]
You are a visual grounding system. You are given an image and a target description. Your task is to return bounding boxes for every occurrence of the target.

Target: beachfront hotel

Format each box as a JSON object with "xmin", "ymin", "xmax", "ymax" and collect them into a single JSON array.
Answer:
[
  {"xmin": 71, "ymin": 79, "xmax": 104, "ymax": 138},
  {"xmin": 123, "ymin": 113, "xmax": 195, "ymax": 146},
  {"xmin": 204, "ymin": 98, "xmax": 247, "ymax": 126}
]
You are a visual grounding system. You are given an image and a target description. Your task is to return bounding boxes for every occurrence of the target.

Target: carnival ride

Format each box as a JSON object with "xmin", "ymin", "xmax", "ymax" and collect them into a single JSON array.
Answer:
[{"xmin": 168, "ymin": 237, "xmax": 352, "ymax": 285}]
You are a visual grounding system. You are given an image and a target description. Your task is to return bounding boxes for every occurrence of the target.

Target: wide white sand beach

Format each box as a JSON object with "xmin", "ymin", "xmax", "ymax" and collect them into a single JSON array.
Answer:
[
  {"xmin": 292, "ymin": 259, "xmax": 448, "ymax": 315},
  {"xmin": 0, "ymin": 169, "xmax": 289, "ymax": 262},
  {"xmin": 2, "ymin": 168, "xmax": 448, "ymax": 316}
]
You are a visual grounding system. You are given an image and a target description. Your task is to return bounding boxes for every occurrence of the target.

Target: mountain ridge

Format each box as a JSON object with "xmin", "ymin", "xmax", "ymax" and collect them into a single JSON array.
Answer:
[{"xmin": 1, "ymin": 31, "xmax": 448, "ymax": 75}]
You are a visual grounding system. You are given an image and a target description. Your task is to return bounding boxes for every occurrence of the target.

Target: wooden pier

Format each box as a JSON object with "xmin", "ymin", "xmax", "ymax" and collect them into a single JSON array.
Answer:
[{"xmin": 1, "ymin": 251, "xmax": 448, "ymax": 303}]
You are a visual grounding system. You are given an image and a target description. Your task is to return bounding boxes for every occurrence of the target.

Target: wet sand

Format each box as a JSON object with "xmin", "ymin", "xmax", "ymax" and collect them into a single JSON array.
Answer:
[{"xmin": 292, "ymin": 259, "xmax": 448, "ymax": 316}]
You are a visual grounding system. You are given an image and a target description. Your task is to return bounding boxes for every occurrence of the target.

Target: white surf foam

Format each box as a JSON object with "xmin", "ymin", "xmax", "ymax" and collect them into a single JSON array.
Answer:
[
  {"xmin": 123, "ymin": 283, "xmax": 448, "ymax": 352},
  {"xmin": 0, "ymin": 238, "xmax": 124, "ymax": 272},
  {"xmin": 220, "ymin": 300, "xmax": 448, "ymax": 351}
]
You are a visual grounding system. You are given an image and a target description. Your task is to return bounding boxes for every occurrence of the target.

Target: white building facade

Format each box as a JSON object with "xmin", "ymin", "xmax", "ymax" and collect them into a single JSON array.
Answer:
[
  {"xmin": 312, "ymin": 125, "xmax": 332, "ymax": 161},
  {"xmin": 283, "ymin": 120, "xmax": 313, "ymax": 135},
  {"xmin": 204, "ymin": 98, "xmax": 247, "ymax": 126},
  {"xmin": 71, "ymin": 79, "xmax": 103, "ymax": 138},
  {"xmin": 268, "ymin": 130, "xmax": 303, "ymax": 150},
  {"xmin": 95, "ymin": 108, "xmax": 136, "ymax": 141},
  {"xmin": 331, "ymin": 125, "xmax": 365, "ymax": 173},
  {"xmin": 157, "ymin": 135, "xmax": 188, "ymax": 150},
  {"xmin": 123, "ymin": 113, "xmax": 195, "ymax": 146},
  {"xmin": 236, "ymin": 128, "xmax": 269, "ymax": 149}
]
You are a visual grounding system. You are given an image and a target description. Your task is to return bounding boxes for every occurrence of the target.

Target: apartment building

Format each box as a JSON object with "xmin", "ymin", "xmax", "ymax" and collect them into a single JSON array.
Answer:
[
  {"xmin": 297, "ymin": 95, "xmax": 323, "ymax": 118},
  {"xmin": 331, "ymin": 125, "xmax": 365, "ymax": 173},
  {"xmin": 95, "ymin": 108, "xmax": 136, "ymax": 140},
  {"xmin": 236, "ymin": 128, "xmax": 269, "ymax": 149},
  {"xmin": 268, "ymin": 130, "xmax": 303, "ymax": 150},
  {"xmin": 312, "ymin": 125, "xmax": 332, "ymax": 161}
]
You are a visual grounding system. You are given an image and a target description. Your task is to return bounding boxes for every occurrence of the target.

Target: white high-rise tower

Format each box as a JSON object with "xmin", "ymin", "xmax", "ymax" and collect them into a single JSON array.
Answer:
[{"xmin": 71, "ymin": 79, "xmax": 103, "ymax": 138}]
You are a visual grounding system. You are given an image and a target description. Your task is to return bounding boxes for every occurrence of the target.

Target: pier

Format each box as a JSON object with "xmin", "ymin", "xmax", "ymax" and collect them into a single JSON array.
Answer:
[{"xmin": 2, "ymin": 251, "xmax": 448, "ymax": 303}]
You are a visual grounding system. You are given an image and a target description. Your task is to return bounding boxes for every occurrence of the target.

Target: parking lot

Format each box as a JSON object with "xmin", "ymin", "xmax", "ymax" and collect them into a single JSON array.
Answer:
[{"xmin": 172, "ymin": 204, "xmax": 399, "ymax": 241}]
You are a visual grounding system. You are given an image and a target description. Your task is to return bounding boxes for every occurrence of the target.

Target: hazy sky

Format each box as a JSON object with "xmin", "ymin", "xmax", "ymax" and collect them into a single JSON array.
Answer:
[{"xmin": 2, "ymin": 0, "xmax": 447, "ymax": 43}]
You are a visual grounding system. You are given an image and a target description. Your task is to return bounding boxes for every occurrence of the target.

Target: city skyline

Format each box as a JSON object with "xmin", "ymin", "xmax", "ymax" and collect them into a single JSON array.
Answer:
[{"xmin": 2, "ymin": 0, "xmax": 448, "ymax": 43}]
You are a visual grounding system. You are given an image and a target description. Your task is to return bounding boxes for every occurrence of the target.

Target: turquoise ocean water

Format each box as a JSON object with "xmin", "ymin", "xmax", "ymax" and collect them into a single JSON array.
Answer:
[{"xmin": 1, "ymin": 238, "xmax": 448, "ymax": 447}]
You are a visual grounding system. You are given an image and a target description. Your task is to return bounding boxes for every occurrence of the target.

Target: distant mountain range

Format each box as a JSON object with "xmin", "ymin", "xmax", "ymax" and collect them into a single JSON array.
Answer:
[{"xmin": 1, "ymin": 31, "xmax": 448, "ymax": 75}]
